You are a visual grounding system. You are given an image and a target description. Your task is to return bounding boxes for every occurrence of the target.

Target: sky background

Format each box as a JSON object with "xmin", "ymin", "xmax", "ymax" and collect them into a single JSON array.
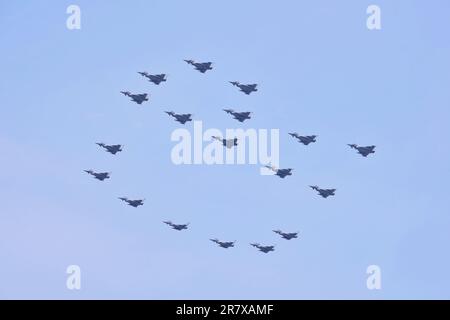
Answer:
[{"xmin": 1, "ymin": 0, "xmax": 450, "ymax": 299}]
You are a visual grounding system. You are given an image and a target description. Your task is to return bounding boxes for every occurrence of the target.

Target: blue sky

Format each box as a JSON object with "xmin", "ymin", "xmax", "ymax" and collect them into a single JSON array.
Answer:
[{"xmin": 1, "ymin": 0, "xmax": 450, "ymax": 299}]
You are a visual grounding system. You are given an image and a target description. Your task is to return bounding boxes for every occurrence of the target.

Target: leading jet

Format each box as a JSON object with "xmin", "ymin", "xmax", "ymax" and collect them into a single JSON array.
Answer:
[
  {"xmin": 229, "ymin": 81, "xmax": 258, "ymax": 95},
  {"xmin": 273, "ymin": 230, "xmax": 298, "ymax": 240},
  {"xmin": 223, "ymin": 109, "xmax": 252, "ymax": 123},
  {"xmin": 84, "ymin": 170, "xmax": 110, "ymax": 181},
  {"xmin": 289, "ymin": 133, "xmax": 317, "ymax": 145},
  {"xmin": 138, "ymin": 72, "xmax": 167, "ymax": 85},
  {"xmin": 118, "ymin": 197, "xmax": 145, "ymax": 207},
  {"xmin": 165, "ymin": 111, "xmax": 193, "ymax": 124},
  {"xmin": 264, "ymin": 164, "xmax": 293, "ymax": 179},
  {"xmin": 184, "ymin": 59, "xmax": 213, "ymax": 73},
  {"xmin": 250, "ymin": 243, "xmax": 275, "ymax": 253},
  {"xmin": 120, "ymin": 91, "xmax": 149, "ymax": 104},
  {"xmin": 212, "ymin": 136, "xmax": 238, "ymax": 149},
  {"xmin": 210, "ymin": 238, "xmax": 235, "ymax": 249},
  {"xmin": 310, "ymin": 185, "xmax": 336, "ymax": 198},
  {"xmin": 348, "ymin": 144, "xmax": 376, "ymax": 157},
  {"xmin": 163, "ymin": 221, "xmax": 189, "ymax": 231},
  {"xmin": 96, "ymin": 143, "xmax": 123, "ymax": 155}
]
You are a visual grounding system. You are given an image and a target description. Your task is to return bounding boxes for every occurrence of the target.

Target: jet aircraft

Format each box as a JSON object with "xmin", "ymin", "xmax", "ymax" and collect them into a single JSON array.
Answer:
[
  {"xmin": 84, "ymin": 170, "xmax": 110, "ymax": 181},
  {"xmin": 310, "ymin": 185, "xmax": 336, "ymax": 198},
  {"xmin": 120, "ymin": 91, "xmax": 149, "ymax": 104},
  {"xmin": 273, "ymin": 230, "xmax": 298, "ymax": 240},
  {"xmin": 165, "ymin": 111, "xmax": 193, "ymax": 124},
  {"xmin": 229, "ymin": 81, "xmax": 258, "ymax": 95},
  {"xmin": 289, "ymin": 133, "xmax": 317, "ymax": 145},
  {"xmin": 163, "ymin": 221, "xmax": 189, "ymax": 231},
  {"xmin": 348, "ymin": 144, "xmax": 376, "ymax": 157},
  {"xmin": 138, "ymin": 72, "xmax": 167, "ymax": 85},
  {"xmin": 250, "ymin": 243, "xmax": 275, "ymax": 253},
  {"xmin": 118, "ymin": 197, "xmax": 145, "ymax": 207},
  {"xmin": 96, "ymin": 143, "xmax": 122, "ymax": 155},
  {"xmin": 212, "ymin": 136, "xmax": 238, "ymax": 149},
  {"xmin": 264, "ymin": 164, "xmax": 293, "ymax": 178},
  {"xmin": 223, "ymin": 109, "xmax": 251, "ymax": 122},
  {"xmin": 210, "ymin": 238, "xmax": 235, "ymax": 249},
  {"xmin": 184, "ymin": 60, "xmax": 213, "ymax": 73}
]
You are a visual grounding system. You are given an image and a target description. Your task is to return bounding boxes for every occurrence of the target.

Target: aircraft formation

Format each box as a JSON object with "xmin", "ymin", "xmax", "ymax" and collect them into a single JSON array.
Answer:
[{"xmin": 86, "ymin": 59, "xmax": 376, "ymax": 254}]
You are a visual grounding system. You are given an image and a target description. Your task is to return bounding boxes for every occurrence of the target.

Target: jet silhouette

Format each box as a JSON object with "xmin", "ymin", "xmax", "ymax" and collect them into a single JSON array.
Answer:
[
  {"xmin": 96, "ymin": 143, "xmax": 122, "ymax": 155},
  {"xmin": 348, "ymin": 144, "xmax": 376, "ymax": 157},
  {"xmin": 273, "ymin": 230, "xmax": 298, "ymax": 240},
  {"xmin": 264, "ymin": 164, "xmax": 293, "ymax": 179},
  {"xmin": 120, "ymin": 91, "xmax": 149, "ymax": 104},
  {"xmin": 210, "ymin": 238, "xmax": 235, "ymax": 249},
  {"xmin": 165, "ymin": 111, "xmax": 193, "ymax": 124},
  {"xmin": 118, "ymin": 197, "xmax": 145, "ymax": 207},
  {"xmin": 212, "ymin": 136, "xmax": 238, "ymax": 149},
  {"xmin": 223, "ymin": 109, "xmax": 252, "ymax": 122},
  {"xmin": 138, "ymin": 72, "xmax": 167, "ymax": 85},
  {"xmin": 163, "ymin": 221, "xmax": 189, "ymax": 231},
  {"xmin": 84, "ymin": 170, "xmax": 110, "ymax": 181},
  {"xmin": 184, "ymin": 59, "xmax": 213, "ymax": 73},
  {"xmin": 250, "ymin": 243, "xmax": 275, "ymax": 253},
  {"xmin": 310, "ymin": 185, "xmax": 336, "ymax": 198},
  {"xmin": 229, "ymin": 81, "xmax": 258, "ymax": 95},
  {"xmin": 289, "ymin": 133, "xmax": 317, "ymax": 145}
]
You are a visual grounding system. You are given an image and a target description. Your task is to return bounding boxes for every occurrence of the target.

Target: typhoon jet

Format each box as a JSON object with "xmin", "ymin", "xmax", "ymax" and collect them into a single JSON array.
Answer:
[
  {"xmin": 138, "ymin": 72, "xmax": 167, "ymax": 85},
  {"xmin": 96, "ymin": 143, "xmax": 123, "ymax": 155},
  {"xmin": 163, "ymin": 221, "xmax": 189, "ymax": 231},
  {"xmin": 348, "ymin": 144, "xmax": 376, "ymax": 157},
  {"xmin": 264, "ymin": 164, "xmax": 293, "ymax": 179},
  {"xmin": 273, "ymin": 230, "xmax": 298, "ymax": 240},
  {"xmin": 310, "ymin": 185, "xmax": 336, "ymax": 198},
  {"xmin": 165, "ymin": 111, "xmax": 193, "ymax": 124},
  {"xmin": 210, "ymin": 238, "xmax": 235, "ymax": 249},
  {"xmin": 289, "ymin": 133, "xmax": 317, "ymax": 146},
  {"xmin": 120, "ymin": 91, "xmax": 149, "ymax": 104},
  {"xmin": 184, "ymin": 59, "xmax": 213, "ymax": 73},
  {"xmin": 118, "ymin": 197, "xmax": 145, "ymax": 207},
  {"xmin": 212, "ymin": 136, "xmax": 238, "ymax": 149},
  {"xmin": 250, "ymin": 243, "xmax": 275, "ymax": 253},
  {"xmin": 223, "ymin": 109, "xmax": 252, "ymax": 123},
  {"xmin": 84, "ymin": 170, "xmax": 110, "ymax": 181},
  {"xmin": 229, "ymin": 81, "xmax": 258, "ymax": 95}
]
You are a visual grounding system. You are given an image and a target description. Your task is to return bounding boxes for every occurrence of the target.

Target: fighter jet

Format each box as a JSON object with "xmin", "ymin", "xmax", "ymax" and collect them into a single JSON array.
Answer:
[
  {"xmin": 250, "ymin": 243, "xmax": 275, "ymax": 253},
  {"xmin": 96, "ymin": 143, "xmax": 123, "ymax": 155},
  {"xmin": 118, "ymin": 197, "xmax": 144, "ymax": 207},
  {"xmin": 273, "ymin": 230, "xmax": 298, "ymax": 240},
  {"xmin": 348, "ymin": 144, "xmax": 376, "ymax": 157},
  {"xmin": 184, "ymin": 59, "xmax": 213, "ymax": 73},
  {"xmin": 229, "ymin": 81, "xmax": 258, "ymax": 95},
  {"xmin": 163, "ymin": 221, "xmax": 189, "ymax": 231},
  {"xmin": 223, "ymin": 109, "xmax": 252, "ymax": 123},
  {"xmin": 120, "ymin": 91, "xmax": 149, "ymax": 104},
  {"xmin": 289, "ymin": 133, "xmax": 317, "ymax": 145},
  {"xmin": 138, "ymin": 72, "xmax": 167, "ymax": 85},
  {"xmin": 165, "ymin": 111, "xmax": 193, "ymax": 124},
  {"xmin": 310, "ymin": 185, "xmax": 336, "ymax": 198},
  {"xmin": 84, "ymin": 170, "xmax": 110, "ymax": 181},
  {"xmin": 264, "ymin": 164, "xmax": 293, "ymax": 179},
  {"xmin": 212, "ymin": 136, "xmax": 238, "ymax": 149},
  {"xmin": 210, "ymin": 238, "xmax": 235, "ymax": 249}
]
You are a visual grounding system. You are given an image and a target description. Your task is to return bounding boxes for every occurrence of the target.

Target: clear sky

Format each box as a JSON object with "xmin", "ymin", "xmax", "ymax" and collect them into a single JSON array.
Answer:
[{"xmin": 1, "ymin": 0, "xmax": 450, "ymax": 299}]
